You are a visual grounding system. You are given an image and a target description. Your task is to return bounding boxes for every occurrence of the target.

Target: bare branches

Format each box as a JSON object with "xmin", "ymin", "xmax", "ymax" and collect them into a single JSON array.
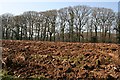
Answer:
[{"xmin": 1, "ymin": 5, "xmax": 118, "ymax": 43}]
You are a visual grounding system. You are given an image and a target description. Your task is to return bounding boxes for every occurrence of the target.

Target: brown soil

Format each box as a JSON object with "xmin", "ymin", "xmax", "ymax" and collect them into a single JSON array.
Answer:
[{"xmin": 1, "ymin": 40, "xmax": 120, "ymax": 79}]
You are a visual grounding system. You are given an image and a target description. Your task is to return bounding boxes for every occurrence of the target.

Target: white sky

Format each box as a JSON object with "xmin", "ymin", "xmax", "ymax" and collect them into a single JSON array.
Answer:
[
  {"xmin": 0, "ymin": 0, "xmax": 119, "ymax": 2},
  {"xmin": 0, "ymin": 0, "xmax": 119, "ymax": 15}
]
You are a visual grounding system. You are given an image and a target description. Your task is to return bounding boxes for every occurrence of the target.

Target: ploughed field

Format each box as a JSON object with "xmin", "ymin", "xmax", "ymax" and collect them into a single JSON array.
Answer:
[{"xmin": 1, "ymin": 40, "xmax": 120, "ymax": 79}]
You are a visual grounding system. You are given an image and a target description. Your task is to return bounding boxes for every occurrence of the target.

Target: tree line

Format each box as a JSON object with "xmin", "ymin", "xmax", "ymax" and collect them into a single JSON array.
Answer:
[{"xmin": 0, "ymin": 5, "xmax": 120, "ymax": 43}]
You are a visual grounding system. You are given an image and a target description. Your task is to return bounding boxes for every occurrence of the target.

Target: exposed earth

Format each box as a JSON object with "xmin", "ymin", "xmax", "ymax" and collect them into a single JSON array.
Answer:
[{"xmin": 1, "ymin": 40, "xmax": 120, "ymax": 79}]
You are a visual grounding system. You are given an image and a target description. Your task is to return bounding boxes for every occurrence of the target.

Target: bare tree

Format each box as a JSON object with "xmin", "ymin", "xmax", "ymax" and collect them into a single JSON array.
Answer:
[
  {"xmin": 45, "ymin": 10, "xmax": 57, "ymax": 41},
  {"xmin": 68, "ymin": 7, "xmax": 75, "ymax": 42},
  {"xmin": 96, "ymin": 8, "xmax": 115, "ymax": 42},
  {"xmin": 1, "ymin": 13, "xmax": 13, "ymax": 39},
  {"xmin": 58, "ymin": 8, "xmax": 68, "ymax": 42},
  {"xmin": 91, "ymin": 7, "xmax": 101, "ymax": 42},
  {"xmin": 23, "ymin": 11, "xmax": 38, "ymax": 40},
  {"xmin": 74, "ymin": 5, "xmax": 91, "ymax": 42},
  {"xmin": 114, "ymin": 12, "xmax": 120, "ymax": 43},
  {"xmin": 1, "ymin": 4, "xmax": 117, "ymax": 43}
]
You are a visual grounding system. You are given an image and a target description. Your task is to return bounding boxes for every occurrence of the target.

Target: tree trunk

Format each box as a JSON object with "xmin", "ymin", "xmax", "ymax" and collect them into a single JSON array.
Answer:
[
  {"xmin": 86, "ymin": 29, "xmax": 89, "ymax": 42},
  {"xmin": 43, "ymin": 25, "xmax": 47, "ymax": 41},
  {"xmin": 20, "ymin": 27, "xmax": 23, "ymax": 40},
  {"xmin": 50, "ymin": 32, "xmax": 52, "ymax": 41},
  {"xmin": 53, "ymin": 23, "xmax": 55, "ymax": 42},
  {"xmin": 78, "ymin": 22, "xmax": 81, "ymax": 42},
  {"xmin": 62, "ymin": 29, "xmax": 64, "ymax": 42},
  {"xmin": 118, "ymin": 23, "xmax": 120, "ymax": 44},
  {"xmin": 90, "ymin": 29, "xmax": 93, "ymax": 41},
  {"xmin": 95, "ymin": 26, "xmax": 97, "ymax": 38},
  {"xmin": 24, "ymin": 25, "xmax": 27, "ymax": 40}
]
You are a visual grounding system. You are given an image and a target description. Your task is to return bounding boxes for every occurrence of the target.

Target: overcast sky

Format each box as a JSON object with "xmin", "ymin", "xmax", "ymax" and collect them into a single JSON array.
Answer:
[{"xmin": 0, "ymin": 0, "xmax": 119, "ymax": 15}]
